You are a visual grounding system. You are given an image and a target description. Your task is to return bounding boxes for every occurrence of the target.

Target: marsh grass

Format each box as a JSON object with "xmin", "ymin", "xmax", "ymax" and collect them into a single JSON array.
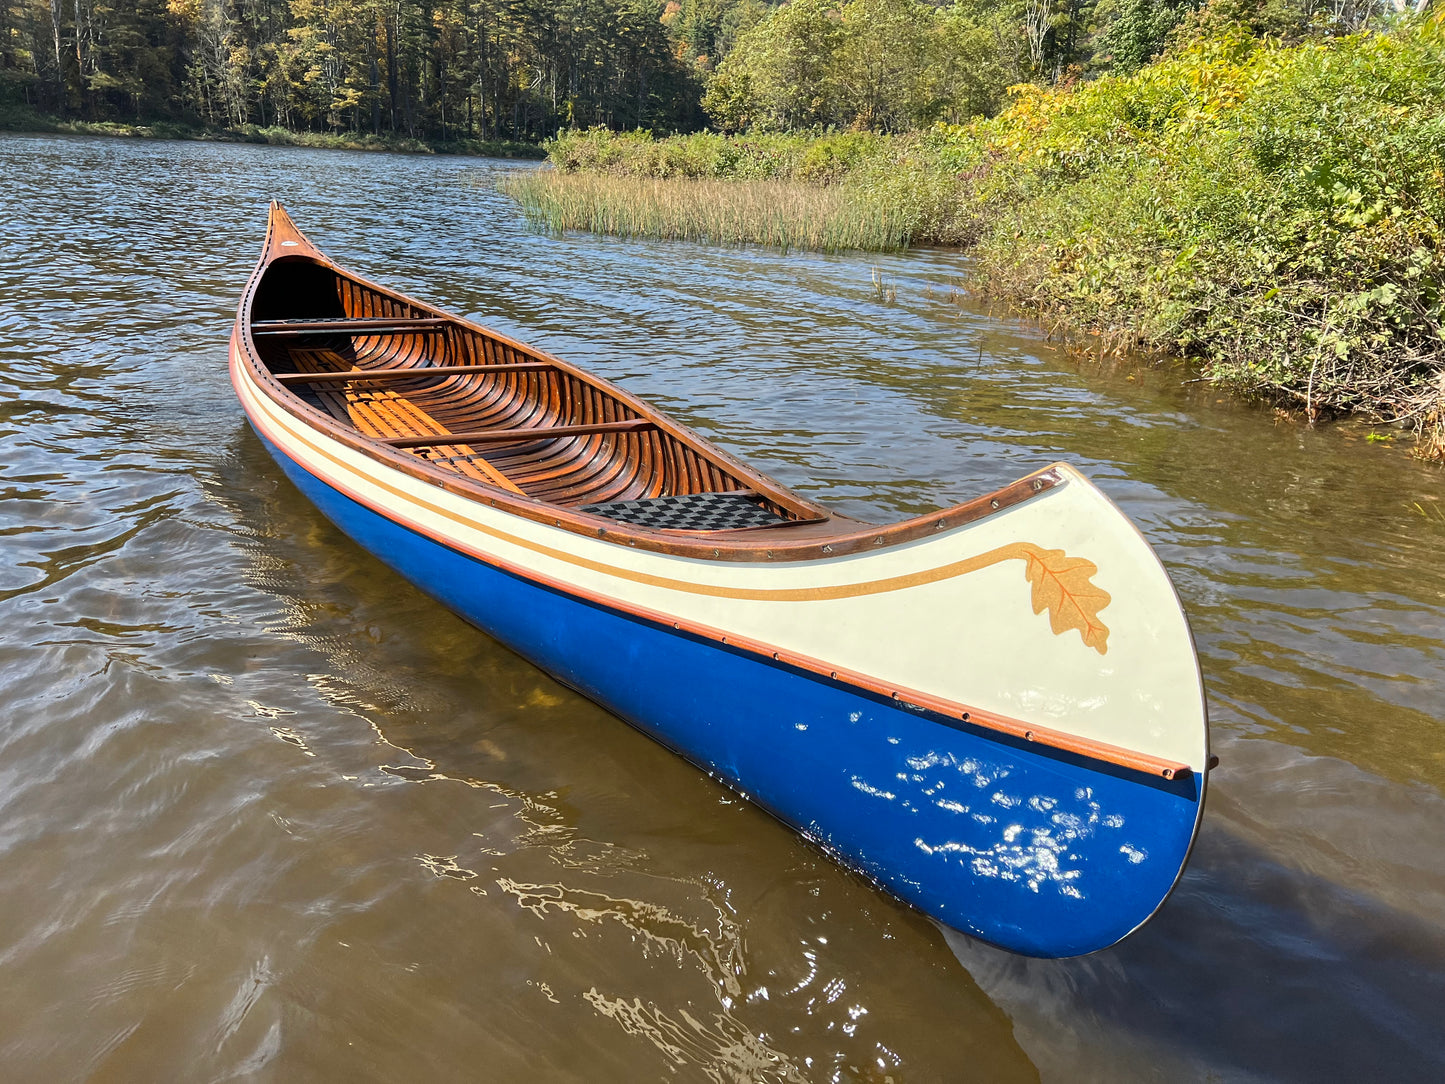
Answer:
[
  {"xmin": 1407, "ymin": 498, "xmax": 1445, "ymax": 530},
  {"xmin": 870, "ymin": 267, "xmax": 898, "ymax": 303},
  {"xmin": 500, "ymin": 170, "xmax": 909, "ymax": 253}
]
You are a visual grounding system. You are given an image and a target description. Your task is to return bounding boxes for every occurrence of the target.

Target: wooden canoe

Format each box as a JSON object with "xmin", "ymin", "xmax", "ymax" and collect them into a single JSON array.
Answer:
[{"xmin": 230, "ymin": 203, "xmax": 1211, "ymax": 957}]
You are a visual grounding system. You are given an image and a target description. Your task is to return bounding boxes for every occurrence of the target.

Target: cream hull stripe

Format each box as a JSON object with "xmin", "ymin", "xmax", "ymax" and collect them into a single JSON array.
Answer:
[
  {"xmin": 233, "ymin": 348, "xmax": 1195, "ymax": 777},
  {"xmin": 236, "ymin": 344, "xmax": 1207, "ymax": 772}
]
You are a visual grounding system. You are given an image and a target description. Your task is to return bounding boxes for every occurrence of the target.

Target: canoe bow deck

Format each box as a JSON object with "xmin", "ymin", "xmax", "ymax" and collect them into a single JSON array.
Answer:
[{"xmin": 230, "ymin": 203, "xmax": 1211, "ymax": 958}]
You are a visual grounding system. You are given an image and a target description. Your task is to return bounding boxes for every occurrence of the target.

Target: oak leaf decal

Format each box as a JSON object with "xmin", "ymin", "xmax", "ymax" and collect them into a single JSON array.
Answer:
[{"xmin": 1020, "ymin": 546, "xmax": 1111, "ymax": 654}]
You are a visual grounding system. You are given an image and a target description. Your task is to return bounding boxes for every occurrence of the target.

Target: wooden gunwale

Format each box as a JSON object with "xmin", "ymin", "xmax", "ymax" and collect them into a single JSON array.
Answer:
[{"xmin": 237, "ymin": 204, "xmax": 1063, "ymax": 561}]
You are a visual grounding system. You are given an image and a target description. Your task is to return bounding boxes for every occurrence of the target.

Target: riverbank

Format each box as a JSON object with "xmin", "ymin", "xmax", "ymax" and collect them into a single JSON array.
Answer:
[
  {"xmin": 504, "ymin": 20, "xmax": 1445, "ymax": 458},
  {"xmin": 0, "ymin": 106, "xmax": 544, "ymax": 159}
]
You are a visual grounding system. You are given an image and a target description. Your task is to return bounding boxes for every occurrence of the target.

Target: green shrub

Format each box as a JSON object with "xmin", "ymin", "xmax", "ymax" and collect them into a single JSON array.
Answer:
[{"xmin": 529, "ymin": 17, "xmax": 1445, "ymax": 450}]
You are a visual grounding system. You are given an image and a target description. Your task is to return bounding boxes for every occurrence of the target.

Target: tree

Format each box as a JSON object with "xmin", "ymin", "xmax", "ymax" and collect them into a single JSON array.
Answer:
[{"xmin": 703, "ymin": 0, "xmax": 1027, "ymax": 132}]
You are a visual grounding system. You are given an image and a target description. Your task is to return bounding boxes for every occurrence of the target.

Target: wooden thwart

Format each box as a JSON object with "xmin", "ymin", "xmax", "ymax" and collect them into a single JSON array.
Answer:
[
  {"xmin": 275, "ymin": 361, "xmax": 555, "ymax": 385},
  {"xmin": 254, "ymin": 317, "xmax": 448, "ymax": 335},
  {"xmin": 381, "ymin": 419, "xmax": 655, "ymax": 448}
]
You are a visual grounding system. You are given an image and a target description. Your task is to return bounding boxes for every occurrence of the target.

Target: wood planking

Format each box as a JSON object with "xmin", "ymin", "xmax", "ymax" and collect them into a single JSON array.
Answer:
[
  {"xmin": 288, "ymin": 347, "xmax": 524, "ymax": 494},
  {"xmin": 252, "ymin": 253, "xmax": 788, "ymax": 514}
]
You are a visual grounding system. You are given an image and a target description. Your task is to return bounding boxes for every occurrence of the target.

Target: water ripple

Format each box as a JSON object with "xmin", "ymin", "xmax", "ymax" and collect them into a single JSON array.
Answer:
[{"xmin": 0, "ymin": 130, "xmax": 1440, "ymax": 1081}]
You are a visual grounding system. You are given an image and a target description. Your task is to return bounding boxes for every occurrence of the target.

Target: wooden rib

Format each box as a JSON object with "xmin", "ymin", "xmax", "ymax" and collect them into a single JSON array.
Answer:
[
  {"xmin": 583, "ymin": 431, "xmax": 647, "ymax": 505},
  {"xmin": 490, "ymin": 439, "xmax": 607, "ymax": 494},
  {"xmin": 381, "ymin": 419, "xmax": 654, "ymax": 448},
  {"xmin": 311, "ymin": 331, "xmax": 659, "ymax": 506},
  {"xmin": 518, "ymin": 439, "xmax": 625, "ymax": 502},
  {"xmin": 534, "ymin": 425, "xmax": 649, "ymax": 504},
  {"xmin": 485, "ymin": 394, "xmax": 625, "ymax": 483}
]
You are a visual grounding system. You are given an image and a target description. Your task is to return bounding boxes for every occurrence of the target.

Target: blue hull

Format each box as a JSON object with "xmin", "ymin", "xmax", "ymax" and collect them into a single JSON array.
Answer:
[{"xmin": 257, "ymin": 429, "xmax": 1203, "ymax": 958}]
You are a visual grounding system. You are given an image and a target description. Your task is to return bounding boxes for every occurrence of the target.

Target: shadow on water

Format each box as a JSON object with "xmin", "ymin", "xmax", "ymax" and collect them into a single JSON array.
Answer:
[{"xmin": 946, "ymin": 815, "xmax": 1445, "ymax": 1082}]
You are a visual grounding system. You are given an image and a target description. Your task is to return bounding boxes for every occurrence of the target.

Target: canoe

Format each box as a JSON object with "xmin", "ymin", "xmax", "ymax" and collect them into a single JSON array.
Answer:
[{"xmin": 230, "ymin": 203, "xmax": 1211, "ymax": 958}]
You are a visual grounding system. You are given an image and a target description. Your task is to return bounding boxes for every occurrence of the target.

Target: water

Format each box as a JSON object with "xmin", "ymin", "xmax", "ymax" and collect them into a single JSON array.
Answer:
[{"xmin": 1, "ymin": 131, "xmax": 1442, "ymax": 1081}]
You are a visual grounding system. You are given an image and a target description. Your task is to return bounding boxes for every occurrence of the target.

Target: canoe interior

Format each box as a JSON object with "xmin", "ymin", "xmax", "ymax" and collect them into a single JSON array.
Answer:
[{"xmin": 248, "ymin": 255, "xmax": 816, "ymax": 523}]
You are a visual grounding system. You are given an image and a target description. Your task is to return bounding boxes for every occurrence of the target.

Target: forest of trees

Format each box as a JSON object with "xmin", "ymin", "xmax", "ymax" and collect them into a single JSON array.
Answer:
[
  {"xmin": 0, "ymin": 0, "xmax": 707, "ymax": 139},
  {"xmin": 0, "ymin": 0, "xmax": 1413, "ymax": 141}
]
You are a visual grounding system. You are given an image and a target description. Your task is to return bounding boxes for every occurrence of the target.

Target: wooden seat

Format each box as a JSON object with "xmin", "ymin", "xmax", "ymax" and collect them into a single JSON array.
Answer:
[{"xmin": 289, "ymin": 348, "xmax": 524, "ymax": 495}]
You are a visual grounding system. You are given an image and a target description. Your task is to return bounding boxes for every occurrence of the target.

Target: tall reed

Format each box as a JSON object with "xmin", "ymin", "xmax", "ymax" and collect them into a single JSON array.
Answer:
[{"xmin": 499, "ymin": 171, "xmax": 910, "ymax": 253}]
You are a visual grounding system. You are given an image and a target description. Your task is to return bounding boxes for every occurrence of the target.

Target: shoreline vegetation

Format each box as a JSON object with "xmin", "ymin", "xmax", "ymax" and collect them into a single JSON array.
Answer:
[
  {"xmin": 4, "ymin": 0, "xmax": 1439, "ymax": 453},
  {"xmin": 504, "ymin": 17, "xmax": 1445, "ymax": 458},
  {"xmin": 0, "ymin": 106, "xmax": 543, "ymax": 158}
]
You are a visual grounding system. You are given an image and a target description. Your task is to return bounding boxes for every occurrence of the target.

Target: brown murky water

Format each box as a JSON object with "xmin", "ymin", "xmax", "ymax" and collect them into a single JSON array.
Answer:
[{"xmin": 2, "ymin": 132, "xmax": 1443, "ymax": 1081}]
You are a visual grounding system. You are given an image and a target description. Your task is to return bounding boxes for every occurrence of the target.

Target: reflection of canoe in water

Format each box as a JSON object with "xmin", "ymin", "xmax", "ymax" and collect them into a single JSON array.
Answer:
[{"xmin": 230, "ymin": 203, "xmax": 1211, "ymax": 957}]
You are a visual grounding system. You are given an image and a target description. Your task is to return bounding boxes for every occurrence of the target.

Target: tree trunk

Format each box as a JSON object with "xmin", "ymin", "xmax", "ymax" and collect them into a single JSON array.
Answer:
[
  {"xmin": 476, "ymin": 7, "xmax": 488, "ymax": 140},
  {"xmin": 49, "ymin": 0, "xmax": 66, "ymax": 112},
  {"xmin": 370, "ymin": 31, "xmax": 381, "ymax": 134},
  {"xmin": 385, "ymin": 4, "xmax": 399, "ymax": 131},
  {"xmin": 1024, "ymin": 0, "xmax": 1049, "ymax": 74}
]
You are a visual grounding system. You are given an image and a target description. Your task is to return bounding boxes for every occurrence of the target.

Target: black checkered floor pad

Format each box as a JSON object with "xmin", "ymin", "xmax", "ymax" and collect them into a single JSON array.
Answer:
[{"xmin": 580, "ymin": 492, "xmax": 790, "ymax": 531}]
